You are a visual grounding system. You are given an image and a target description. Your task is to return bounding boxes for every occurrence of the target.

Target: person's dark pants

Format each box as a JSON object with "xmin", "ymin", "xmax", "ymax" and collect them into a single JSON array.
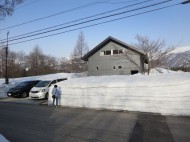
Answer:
[
  {"xmin": 53, "ymin": 97, "xmax": 55, "ymax": 106},
  {"xmin": 53, "ymin": 97, "xmax": 58, "ymax": 106}
]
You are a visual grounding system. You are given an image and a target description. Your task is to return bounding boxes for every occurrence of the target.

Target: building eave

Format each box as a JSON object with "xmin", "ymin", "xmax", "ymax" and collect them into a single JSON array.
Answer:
[{"xmin": 82, "ymin": 36, "xmax": 147, "ymax": 62}]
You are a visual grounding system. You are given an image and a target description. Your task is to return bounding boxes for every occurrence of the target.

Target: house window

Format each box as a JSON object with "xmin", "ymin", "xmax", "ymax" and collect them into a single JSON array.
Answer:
[
  {"xmin": 113, "ymin": 50, "xmax": 119, "ymax": 55},
  {"xmin": 131, "ymin": 70, "xmax": 138, "ymax": 75},
  {"xmin": 118, "ymin": 66, "xmax": 122, "ymax": 69},
  {"xmin": 100, "ymin": 51, "xmax": 105, "ymax": 56},
  {"xmin": 100, "ymin": 49, "xmax": 123, "ymax": 56},
  {"xmin": 113, "ymin": 49, "xmax": 123, "ymax": 55},
  {"xmin": 96, "ymin": 67, "xmax": 99, "ymax": 70},
  {"xmin": 105, "ymin": 50, "xmax": 111, "ymax": 55},
  {"xmin": 113, "ymin": 66, "xmax": 116, "ymax": 69},
  {"xmin": 100, "ymin": 50, "xmax": 111, "ymax": 56}
]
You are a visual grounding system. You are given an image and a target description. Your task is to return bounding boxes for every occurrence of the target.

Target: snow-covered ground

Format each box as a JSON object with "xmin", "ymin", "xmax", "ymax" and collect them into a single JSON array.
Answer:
[
  {"xmin": 0, "ymin": 70, "xmax": 190, "ymax": 116},
  {"xmin": 149, "ymin": 68, "xmax": 177, "ymax": 74},
  {"xmin": 0, "ymin": 134, "xmax": 9, "ymax": 142}
]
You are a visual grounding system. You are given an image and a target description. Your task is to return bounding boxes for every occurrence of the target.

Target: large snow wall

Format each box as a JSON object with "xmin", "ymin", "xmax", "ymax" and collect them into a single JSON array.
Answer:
[{"xmin": 48, "ymin": 72, "xmax": 190, "ymax": 116}]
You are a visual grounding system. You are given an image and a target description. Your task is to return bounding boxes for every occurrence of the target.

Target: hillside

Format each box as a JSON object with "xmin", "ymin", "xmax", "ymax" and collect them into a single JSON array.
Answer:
[{"xmin": 167, "ymin": 46, "xmax": 190, "ymax": 67}]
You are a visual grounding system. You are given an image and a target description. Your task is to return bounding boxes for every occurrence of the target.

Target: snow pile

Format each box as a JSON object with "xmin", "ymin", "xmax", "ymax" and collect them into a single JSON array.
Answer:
[
  {"xmin": 0, "ymin": 72, "xmax": 87, "ymax": 98},
  {"xmin": 0, "ymin": 83, "xmax": 16, "ymax": 98},
  {"xmin": 49, "ymin": 72, "xmax": 190, "ymax": 116},
  {"xmin": 0, "ymin": 72, "xmax": 86, "ymax": 85},
  {"xmin": 149, "ymin": 68, "xmax": 176, "ymax": 74},
  {"xmin": 1, "ymin": 69, "xmax": 190, "ymax": 116},
  {"xmin": 0, "ymin": 134, "xmax": 9, "ymax": 142}
]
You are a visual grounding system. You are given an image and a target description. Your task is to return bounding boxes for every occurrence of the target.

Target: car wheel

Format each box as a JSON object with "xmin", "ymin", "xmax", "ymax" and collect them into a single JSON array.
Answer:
[
  {"xmin": 22, "ymin": 92, "xmax": 28, "ymax": 98},
  {"xmin": 45, "ymin": 93, "xmax": 49, "ymax": 99}
]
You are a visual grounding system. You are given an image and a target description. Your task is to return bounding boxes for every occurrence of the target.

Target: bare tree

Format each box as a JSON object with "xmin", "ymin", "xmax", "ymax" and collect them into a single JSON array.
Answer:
[
  {"xmin": 41, "ymin": 55, "xmax": 58, "ymax": 74},
  {"xmin": 120, "ymin": 49, "xmax": 147, "ymax": 74},
  {"xmin": 70, "ymin": 31, "xmax": 89, "ymax": 73},
  {"xmin": 134, "ymin": 35, "xmax": 174, "ymax": 75},
  {"xmin": 26, "ymin": 45, "xmax": 43, "ymax": 76},
  {"xmin": 0, "ymin": 48, "xmax": 27, "ymax": 78},
  {"xmin": 7, "ymin": 51, "xmax": 27, "ymax": 78},
  {"xmin": 0, "ymin": 45, "xmax": 71, "ymax": 78},
  {"xmin": 58, "ymin": 57, "xmax": 71, "ymax": 72},
  {"xmin": 16, "ymin": 51, "xmax": 28, "ymax": 77},
  {"xmin": 26, "ymin": 46, "xmax": 59, "ymax": 76},
  {"xmin": 0, "ymin": 0, "xmax": 23, "ymax": 19}
]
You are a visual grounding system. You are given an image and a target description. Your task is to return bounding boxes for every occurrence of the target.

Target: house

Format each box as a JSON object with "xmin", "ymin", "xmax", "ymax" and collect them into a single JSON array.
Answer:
[{"xmin": 82, "ymin": 36, "xmax": 147, "ymax": 76}]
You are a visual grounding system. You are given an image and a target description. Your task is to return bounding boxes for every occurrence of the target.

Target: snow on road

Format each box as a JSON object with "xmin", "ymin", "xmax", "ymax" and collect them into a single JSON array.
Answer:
[{"xmin": 0, "ymin": 134, "xmax": 9, "ymax": 142}]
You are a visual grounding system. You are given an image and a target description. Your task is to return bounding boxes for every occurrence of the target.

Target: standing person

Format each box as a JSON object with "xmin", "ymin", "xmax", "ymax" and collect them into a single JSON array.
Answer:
[{"xmin": 52, "ymin": 85, "xmax": 61, "ymax": 107}]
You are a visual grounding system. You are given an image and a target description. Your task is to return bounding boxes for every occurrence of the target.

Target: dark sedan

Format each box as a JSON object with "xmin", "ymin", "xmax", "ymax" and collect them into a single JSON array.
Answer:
[{"xmin": 7, "ymin": 80, "xmax": 40, "ymax": 98}]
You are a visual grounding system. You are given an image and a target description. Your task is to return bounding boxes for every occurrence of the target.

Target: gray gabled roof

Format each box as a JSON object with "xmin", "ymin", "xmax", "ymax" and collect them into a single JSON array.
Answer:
[{"xmin": 82, "ymin": 36, "xmax": 147, "ymax": 61}]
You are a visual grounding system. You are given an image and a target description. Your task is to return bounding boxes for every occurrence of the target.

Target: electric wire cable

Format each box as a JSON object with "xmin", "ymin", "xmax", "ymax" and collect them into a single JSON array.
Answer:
[
  {"xmin": 8, "ymin": 3, "xmax": 180, "ymax": 46},
  {"xmin": 0, "ymin": 0, "xmax": 174, "ymax": 44},
  {"xmin": 0, "ymin": 0, "xmax": 154, "ymax": 42},
  {"xmin": 0, "ymin": 0, "xmax": 114, "ymax": 31},
  {"xmin": 5, "ymin": 0, "xmax": 150, "ymax": 31}
]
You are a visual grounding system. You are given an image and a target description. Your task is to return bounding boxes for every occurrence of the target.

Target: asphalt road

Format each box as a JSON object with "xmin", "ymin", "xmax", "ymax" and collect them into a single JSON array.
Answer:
[
  {"xmin": 0, "ymin": 102, "xmax": 190, "ymax": 142},
  {"xmin": 0, "ymin": 97, "xmax": 47, "ymax": 105}
]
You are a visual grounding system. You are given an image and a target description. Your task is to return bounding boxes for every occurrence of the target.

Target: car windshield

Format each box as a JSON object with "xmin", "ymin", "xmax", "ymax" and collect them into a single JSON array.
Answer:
[
  {"xmin": 35, "ymin": 81, "xmax": 51, "ymax": 87},
  {"xmin": 17, "ymin": 82, "xmax": 30, "ymax": 87}
]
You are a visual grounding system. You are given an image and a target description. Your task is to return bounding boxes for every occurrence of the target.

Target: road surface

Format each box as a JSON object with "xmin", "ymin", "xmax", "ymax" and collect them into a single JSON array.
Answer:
[{"xmin": 0, "ymin": 102, "xmax": 189, "ymax": 142}]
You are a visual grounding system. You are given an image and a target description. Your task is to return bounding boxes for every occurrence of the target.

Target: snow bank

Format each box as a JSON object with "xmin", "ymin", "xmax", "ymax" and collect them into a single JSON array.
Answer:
[
  {"xmin": 0, "ymin": 134, "xmax": 9, "ymax": 142},
  {"xmin": 48, "ymin": 72, "xmax": 190, "ymax": 116},
  {"xmin": 149, "ymin": 68, "xmax": 176, "ymax": 74},
  {"xmin": 0, "ymin": 72, "xmax": 86, "ymax": 84},
  {"xmin": 0, "ymin": 72, "xmax": 86, "ymax": 98}
]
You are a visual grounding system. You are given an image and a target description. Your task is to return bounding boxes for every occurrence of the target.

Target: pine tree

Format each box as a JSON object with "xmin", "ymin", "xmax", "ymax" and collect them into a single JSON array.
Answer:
[{"xmin": 70, "ymin": 31, "xmax": 89, "ymax": 73}]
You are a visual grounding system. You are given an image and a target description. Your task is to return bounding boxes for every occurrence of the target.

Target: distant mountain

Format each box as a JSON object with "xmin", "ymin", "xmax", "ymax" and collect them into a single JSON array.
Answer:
[{"xmin": 166, "ymin": 46, "xmax": 190, "ymax": 67}]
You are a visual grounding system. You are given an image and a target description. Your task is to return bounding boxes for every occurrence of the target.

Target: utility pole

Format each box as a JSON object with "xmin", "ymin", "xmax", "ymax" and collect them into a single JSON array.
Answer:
[{"xmin": 5, "ymin": 31, "xmax": 9, "ymax": 84}]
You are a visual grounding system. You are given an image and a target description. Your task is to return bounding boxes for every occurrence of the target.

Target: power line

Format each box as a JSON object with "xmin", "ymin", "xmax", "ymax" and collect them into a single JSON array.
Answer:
[
  {"xmin": 9, "ymin": 3, "xmax": 180, "ymax": 46},
  {"xmin": 0, "ymin": 0, "xmax": 113, "ymax": 31},
  {"xmin": 0, "ymin": 0, "xmax": 173, "ymax": 44},
  {"xmin": 0, "ymin": 0, "xmax": 154, "ymax": 42}
]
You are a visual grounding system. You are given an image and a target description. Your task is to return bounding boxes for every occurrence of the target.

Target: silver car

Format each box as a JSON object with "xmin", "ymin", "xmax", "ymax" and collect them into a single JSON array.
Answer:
[{"xmin": 29, "ymin": 78, "xmax": 67, "ymax": 99}]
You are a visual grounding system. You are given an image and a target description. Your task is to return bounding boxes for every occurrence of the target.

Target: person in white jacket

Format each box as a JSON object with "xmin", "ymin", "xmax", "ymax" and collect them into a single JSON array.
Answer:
[{"xmin": 51, "ymin": 85, "xmax": 61, "ymax": 107}]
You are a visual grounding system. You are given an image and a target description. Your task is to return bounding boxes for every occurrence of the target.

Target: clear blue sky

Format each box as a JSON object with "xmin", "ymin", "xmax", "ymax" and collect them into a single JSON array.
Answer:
[{"xmin": 0, "ymin": 0, "xmax": 190, "ymax": 58}]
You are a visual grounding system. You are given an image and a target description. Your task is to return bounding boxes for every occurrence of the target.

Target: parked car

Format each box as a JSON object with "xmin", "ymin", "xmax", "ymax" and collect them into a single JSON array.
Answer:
[
  {"xmin": 7, "ymin": 80, "xmax": 40, "ymax": 98},
  {"xmin": 29, "ymin": 78, "xmax": 67, "ymax": 99}
]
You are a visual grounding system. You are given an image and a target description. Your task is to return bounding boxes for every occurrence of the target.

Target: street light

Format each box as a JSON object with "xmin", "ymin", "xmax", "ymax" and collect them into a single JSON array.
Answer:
[{"xmin": 5, "ymin": 31, "xmax": 9, "ymax": 84}]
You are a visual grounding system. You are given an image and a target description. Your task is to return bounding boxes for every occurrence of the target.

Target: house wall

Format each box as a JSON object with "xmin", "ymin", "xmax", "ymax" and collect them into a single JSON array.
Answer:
[{"xmin": 88, "ymin": 41, "xmax": 141, "ymax": 76}]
